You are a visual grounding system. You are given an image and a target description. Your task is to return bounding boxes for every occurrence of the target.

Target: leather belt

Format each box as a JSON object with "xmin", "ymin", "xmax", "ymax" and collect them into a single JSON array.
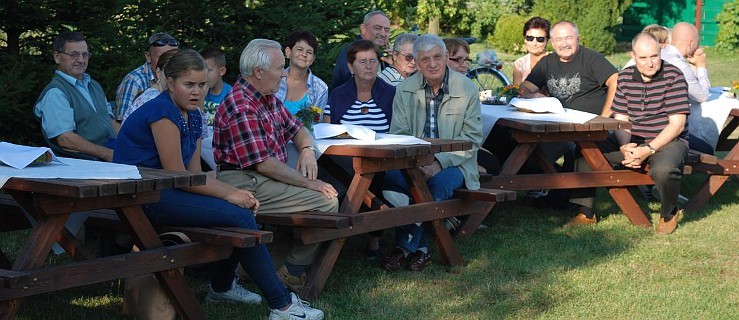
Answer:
[{"xmin": 217, "ymin": 163, "xmax": 241, "ymax": 172}]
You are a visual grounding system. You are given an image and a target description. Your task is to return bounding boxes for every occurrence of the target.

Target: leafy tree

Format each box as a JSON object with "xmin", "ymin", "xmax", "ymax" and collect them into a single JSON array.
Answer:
[
  {"xmin": 532, "ymin": 0, "xmax": 632, "ymax": 54},
  {"xmin": 716, "ymin": 0, "xmax": 739, "ymax": 52}
]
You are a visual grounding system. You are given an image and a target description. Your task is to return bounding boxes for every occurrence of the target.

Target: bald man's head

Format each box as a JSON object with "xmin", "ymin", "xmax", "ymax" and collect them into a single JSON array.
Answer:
[{"xmin": 671, "ymin": 22, "xmax": 699, "ymax": 57}]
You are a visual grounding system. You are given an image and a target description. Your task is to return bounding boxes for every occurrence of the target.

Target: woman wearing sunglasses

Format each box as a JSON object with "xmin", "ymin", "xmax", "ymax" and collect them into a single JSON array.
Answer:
[
  {"xmin": 513, "ymin": 17, "xmax": 551, "ymax": 86},
  {"xmin": 378, "ymin": 33, "xmax": 418, "ymax": 86}
]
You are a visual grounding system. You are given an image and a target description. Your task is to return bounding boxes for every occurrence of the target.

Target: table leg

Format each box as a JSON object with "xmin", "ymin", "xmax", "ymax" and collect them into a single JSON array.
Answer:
[
  {"xmin": 402, "ymin": 167, "xmax": 464, "ymax": 266},
  {"xmin": 684, "ymin": 175, "xmax": 731, "ymax": 213},
  {"xmin": 116, "ymin": 206, "xmax": 206, "ymax": 320},
  {"xmin": 301, "ymin": 238, "xmax": 345, "ymax": 300},
  {"xmin": 579, "ymin": 142, "xmax": 652, "ymax": 227},
  {"xmin": 455, "ymin": 202, "xmax": 496, "ymax": 239},
  {"xmin": 499, "ymin": 143, "xmax": 537, "ymax": 175}
]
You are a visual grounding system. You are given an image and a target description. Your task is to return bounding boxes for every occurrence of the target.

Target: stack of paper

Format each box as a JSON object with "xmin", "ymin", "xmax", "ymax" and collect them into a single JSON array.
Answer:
[
  {"xmin": 509, "ymin": 97, "xmax": 566, "ymax": 114},
  {"xmin": 312, "ymin": 123, "xmax": 376, "ymax": 141}
]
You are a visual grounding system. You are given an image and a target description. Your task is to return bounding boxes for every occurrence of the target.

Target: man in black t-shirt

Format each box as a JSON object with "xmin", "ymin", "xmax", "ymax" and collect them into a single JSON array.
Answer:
[{"xmin": 521, "ymin": 21, "xmax": 618, "ymax": 116}]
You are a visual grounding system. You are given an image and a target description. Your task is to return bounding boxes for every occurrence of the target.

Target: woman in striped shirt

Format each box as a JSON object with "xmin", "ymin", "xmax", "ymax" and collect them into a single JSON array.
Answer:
[{"xmin": 324, "ymin": 40, "xmax": 395, "ymax": 133}]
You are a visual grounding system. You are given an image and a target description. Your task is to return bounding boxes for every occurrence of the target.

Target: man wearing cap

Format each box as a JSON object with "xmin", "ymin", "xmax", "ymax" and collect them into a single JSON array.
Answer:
[{"xmin": 114, "ymin": 32, "xmax": 179, "ymax": 120}]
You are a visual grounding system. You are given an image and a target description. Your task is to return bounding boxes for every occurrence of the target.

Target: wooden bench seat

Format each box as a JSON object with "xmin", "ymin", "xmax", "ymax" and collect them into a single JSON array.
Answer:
[
  {"xmin": 453, "ymin": 188, "xmax": 517, "ymax": 202},
  {"xmin": 0, "ymin": 270, "xmax": 31, "ymax": 289},
  {"xmin": 255, "ymin": 212, "xmax": 356, "ymax": 229}
]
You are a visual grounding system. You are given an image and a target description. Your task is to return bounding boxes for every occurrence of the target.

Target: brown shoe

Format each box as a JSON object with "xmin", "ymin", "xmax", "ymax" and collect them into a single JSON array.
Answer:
[
  {"xmin": 404, "ymin": 251, "xmax": 432, "ymax": 272},
  {"xmin": 276, "ymin": 265, "xmax": 306, "ymax": 293},
  {"xmin": 381, "ymin": 248, "xmax": 407, "ymax": 272},
  {"xmin": 656, "ymin": 209, "xmax": 681, "ymax": 235},
  {"xmin": 563, "ymin": 213, "xmax": 597, "ymax": 228}
]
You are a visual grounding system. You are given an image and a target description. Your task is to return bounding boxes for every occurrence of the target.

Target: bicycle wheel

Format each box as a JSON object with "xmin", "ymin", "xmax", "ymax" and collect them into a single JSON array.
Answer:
[{"xmin": 468, "ymin": 66, "xmax": 511, "ymax": 91}]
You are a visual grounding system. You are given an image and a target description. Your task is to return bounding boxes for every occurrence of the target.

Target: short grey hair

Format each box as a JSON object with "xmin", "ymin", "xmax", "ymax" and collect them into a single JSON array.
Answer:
[
  {"xmin": 363, "ymin": 10, "xmax": 388, "ymax": 24},
  {"xmin": 392, "ymin": 33, "xmax": 418, "ymax": 52},
  {"xmin": 552, "ymin": 21, "xmax": 580, "ymax": 36},
  {"xmin": 239, "ymin": 39, "xmax": 282, "ymax": 77},
  {"xmin": 413, "ymin": 34, "xmax": 447, "ymax": 58}
]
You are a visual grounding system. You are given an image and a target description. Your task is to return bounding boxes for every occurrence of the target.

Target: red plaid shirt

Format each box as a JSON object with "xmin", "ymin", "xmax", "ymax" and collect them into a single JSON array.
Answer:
[{"xmin": 213, "ymin": 77, "xmax": 302, "ymax": 168}]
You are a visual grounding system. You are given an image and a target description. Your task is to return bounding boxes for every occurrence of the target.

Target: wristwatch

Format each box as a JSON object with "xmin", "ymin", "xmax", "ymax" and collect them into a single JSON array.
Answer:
[{"xmin": 642, "ymin": 144, "xmax": 656, "ymax": 155}]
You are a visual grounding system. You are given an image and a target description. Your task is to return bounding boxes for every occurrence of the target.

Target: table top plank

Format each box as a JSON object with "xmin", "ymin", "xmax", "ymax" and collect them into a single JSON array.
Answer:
[
  {"xmin": 321, "ymin": 138, "xmax": 471, "ymax": 159},
  {"xmin": 3, "ymin": 168, "xmax": 205, "ymax": 199},
  {"xmin": 496, "ymin": 115, "xmax": 631, "ymax": 134}
]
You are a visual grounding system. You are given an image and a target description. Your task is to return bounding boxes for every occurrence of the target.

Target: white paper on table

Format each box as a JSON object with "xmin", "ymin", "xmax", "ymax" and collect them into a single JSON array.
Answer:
[
  {"xmin": 312, "ymin": 123, "xmax": 377, "ymax": 141},
  {"xmin": 0, "ymin": 142, "xmax": 67, "ymax": 169},
  {"xmin": 315, "ymin": 133, "xmax": 430, "ymax": 154},
  {"xmin": 481, "ymin": 106, "xmax": 598, "ymax": 139},
  {"xmin": 509, "ymin": 97, "xmax": 566, "ymax": 114},
  {"xmin": 688, "ymin": 87, "xmax": 739, "ymax": 150},
  {"xmin": 0, "ymin": 157, "xmax": 141, "ymax": 189}
]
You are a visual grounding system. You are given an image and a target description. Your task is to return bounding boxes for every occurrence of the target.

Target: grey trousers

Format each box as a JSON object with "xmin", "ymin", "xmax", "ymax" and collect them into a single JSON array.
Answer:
[
  {"xmin": 569, "ymin": 135, "xmax": 687, "ymax": 217},
  {"xmin": 218, "ymin": 169, "xmax": 339, "ymax": 266}
]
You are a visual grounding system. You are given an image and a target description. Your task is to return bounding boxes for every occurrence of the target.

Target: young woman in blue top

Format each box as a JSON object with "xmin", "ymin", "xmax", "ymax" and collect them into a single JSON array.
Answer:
[{"xmin": 113, "ymin": 49, "xmax": 323, "ymax": 320}]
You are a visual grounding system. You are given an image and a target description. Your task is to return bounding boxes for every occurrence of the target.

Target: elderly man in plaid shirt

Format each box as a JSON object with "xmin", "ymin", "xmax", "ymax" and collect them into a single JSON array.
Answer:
[{"xmin": 213, "ymin": 39, "xmax": 339, "ymax": 293}]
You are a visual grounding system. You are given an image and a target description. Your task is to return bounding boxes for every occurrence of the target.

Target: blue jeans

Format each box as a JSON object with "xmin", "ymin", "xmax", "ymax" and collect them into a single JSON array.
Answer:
[
  {"xmin": 142, "ymin": 189, "xmax": 290, "ymax": 309},
  {"xmin": 384, "ymin": 167, "xmax": 464, "ymax": 252}
]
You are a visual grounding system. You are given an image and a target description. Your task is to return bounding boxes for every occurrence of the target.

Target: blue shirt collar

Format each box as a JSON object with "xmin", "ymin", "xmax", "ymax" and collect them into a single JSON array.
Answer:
[{"xmin": 55, "ymin": 69, "xmax": 91, "ymax": 87}]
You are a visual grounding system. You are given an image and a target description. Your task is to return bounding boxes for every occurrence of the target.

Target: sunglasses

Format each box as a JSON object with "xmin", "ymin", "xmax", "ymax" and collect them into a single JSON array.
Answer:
[
  {"xmin": 449, "ymin": 56, "xmax": 472, "ymax": 64},
  {"xmin": 150, "ymin": 39, "xmax": 179, "ymax": 47},
  {"xmin": 525, "ymin": 35, "xmax": 547, "ymax": 43},
  {"xmin": 397, "ymin": 52, "xmax": 415, "ymax": 62}
]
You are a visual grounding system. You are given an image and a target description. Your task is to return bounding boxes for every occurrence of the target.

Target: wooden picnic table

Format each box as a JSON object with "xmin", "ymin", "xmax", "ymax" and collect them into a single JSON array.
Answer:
[
  {"xmin": 482, "ymin": 114, "xmax": 660, "ymax": 227},
  {"xmin": 685, "ymin": 107, "xmax": 739, "ymax": 213},
  {"xmin": 289, "ymin": 138, "xmax": 514, "ymax": 299},
  {"xmin": 0, "ymin": 168, "xmax": 234, "ymax": 320}
]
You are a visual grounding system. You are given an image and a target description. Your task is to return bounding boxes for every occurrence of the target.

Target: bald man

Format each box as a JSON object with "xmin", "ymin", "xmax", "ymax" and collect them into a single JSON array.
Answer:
[
  {"xmin": 565, "ymin": 33, "xmax": 689, "ymax": 234},
  {"xmin": 664, "ymin": 22, "xmax": 713, "ymax": 154}
]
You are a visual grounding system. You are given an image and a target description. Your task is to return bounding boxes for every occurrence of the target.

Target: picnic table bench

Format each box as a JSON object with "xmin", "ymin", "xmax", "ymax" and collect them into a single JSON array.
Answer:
[
  {"xmin": 273, "ymin": 139, "xmax": 515, "ymax": 299},
  {"xmin": 0, "ymin": 167, "xmax": 271, "ymax": 320}
]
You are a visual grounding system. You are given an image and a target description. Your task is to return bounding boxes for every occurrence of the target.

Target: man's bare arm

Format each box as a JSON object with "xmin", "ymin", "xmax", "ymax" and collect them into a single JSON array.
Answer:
[
  {"xmin": 56, "ymin": 131, "xmax": 113, "ymax": 161},
  {"xmin": 600, "ymin": 73, "xmax": 618, "ymax": 118}
]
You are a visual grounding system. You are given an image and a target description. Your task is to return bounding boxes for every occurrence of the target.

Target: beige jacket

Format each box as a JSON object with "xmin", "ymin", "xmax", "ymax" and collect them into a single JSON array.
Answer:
[{"xmin": 390, "ymin": 69, "xmax": 482, "ymax": 190}]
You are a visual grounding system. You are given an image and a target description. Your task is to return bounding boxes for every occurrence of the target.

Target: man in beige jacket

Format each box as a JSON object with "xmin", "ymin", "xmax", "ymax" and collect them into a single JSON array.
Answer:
[{"xmin": 381, "ymin": 34, "xmax": 482, "ymax": 273}]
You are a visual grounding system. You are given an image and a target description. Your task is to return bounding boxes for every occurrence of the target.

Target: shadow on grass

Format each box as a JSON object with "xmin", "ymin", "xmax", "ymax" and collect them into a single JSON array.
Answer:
[{"xmin": 316, "ymin": 198, "xmax": 643, "ymax": 319}]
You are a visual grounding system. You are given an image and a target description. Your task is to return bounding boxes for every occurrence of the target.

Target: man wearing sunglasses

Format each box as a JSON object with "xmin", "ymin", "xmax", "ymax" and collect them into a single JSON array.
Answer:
[
  {"xmin": 114, "ymin": 32, "xmax": 179, "ymax": 121},
  {"xmin": 35, "ymin": 31, "xmax": 120, "ymax": 161}
]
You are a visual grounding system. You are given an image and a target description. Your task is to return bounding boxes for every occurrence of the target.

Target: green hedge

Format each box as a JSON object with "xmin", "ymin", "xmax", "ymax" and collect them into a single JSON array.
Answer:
[{"xmin": 716, "ymin": 0, "xmax": 739, "ymax": 53}]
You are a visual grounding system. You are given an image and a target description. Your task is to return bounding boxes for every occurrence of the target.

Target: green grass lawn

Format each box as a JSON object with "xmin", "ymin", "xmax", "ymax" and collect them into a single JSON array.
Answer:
[{"xmin": 4, "ymin": 172, "xmax": 738, "ymax": 319}]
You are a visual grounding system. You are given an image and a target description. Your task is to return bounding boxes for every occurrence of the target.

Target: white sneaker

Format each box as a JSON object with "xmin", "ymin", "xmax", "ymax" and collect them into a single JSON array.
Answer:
[
  {"xmin": 269, "ymin": 292, "xmax": 324, "ymax": 320},
  {"xmin": 205, "ymin": 279, "xmax": 262, "ymax": 304}
]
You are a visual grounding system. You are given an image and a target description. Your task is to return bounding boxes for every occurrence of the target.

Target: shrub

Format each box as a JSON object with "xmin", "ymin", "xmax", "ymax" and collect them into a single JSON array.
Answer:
[
  {"xmin": 490, "ymin": 15, "xmax": 529, "ymax": 54},
  {"xmin": 716, "ymin": 0, "xmax": 739, "ymax": 52}
]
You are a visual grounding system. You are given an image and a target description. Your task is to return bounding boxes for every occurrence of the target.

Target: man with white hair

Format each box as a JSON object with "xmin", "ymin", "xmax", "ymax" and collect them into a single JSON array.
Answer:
[
  {"xmin": 331, "ymin": 10, "xmax": 390, "ymax": 90},
  {"xmin": 381, "ymin": 34, "xmax": 482, "ymax": 272},
  {"xmin": 213, "ymin": 39, "xmax": 338, "ymax": 298}
]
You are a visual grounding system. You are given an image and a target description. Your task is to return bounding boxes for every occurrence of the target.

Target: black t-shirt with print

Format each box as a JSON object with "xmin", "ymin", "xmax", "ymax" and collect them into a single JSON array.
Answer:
[{"xmin": 526, "ymin": 46, "xmax": 617, "ymax": 115}]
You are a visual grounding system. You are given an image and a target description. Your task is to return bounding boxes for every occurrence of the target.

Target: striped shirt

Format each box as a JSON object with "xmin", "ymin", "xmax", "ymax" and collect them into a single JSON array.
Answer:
[
  {"xmin": 324, "ymin": 98, "xmax": 389, "ymax": 133},
  {"xmin": 612, "ymin": 61, "xmax": 690, "ymax": 145},
  {"xmin": 378, "ymin": 66, "xmax": 405, "ymax": 86}
]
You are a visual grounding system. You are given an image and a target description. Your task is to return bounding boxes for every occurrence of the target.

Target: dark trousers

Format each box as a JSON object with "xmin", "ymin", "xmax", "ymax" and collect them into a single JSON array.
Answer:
[{"xmin": 569, "ymin": 134, "xmax": 687, "ymax": 218}]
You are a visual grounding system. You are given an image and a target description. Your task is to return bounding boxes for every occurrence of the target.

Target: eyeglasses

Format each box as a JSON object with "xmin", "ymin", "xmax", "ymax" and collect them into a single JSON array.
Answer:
[
  {"xmin": 356, "ymin": 58, "xmax": 379, "ymax": 67},
  {"xmin": 149, "ymin": 39, "xmax": 179, "ymax": 47},
  {"xmin": 398, "ymin": 53, "xmax": 414, "ymax": 62},
  {"xmin": 525, "ymin": 35, "xmax": 547, "ymax": 43},
  {"xmin": 57, "ymin": 51, "xmax": 92, "ymax": 60},
  {"xmin": 448, "ymin": 57, "xmax": 472, "ymax": 64}
]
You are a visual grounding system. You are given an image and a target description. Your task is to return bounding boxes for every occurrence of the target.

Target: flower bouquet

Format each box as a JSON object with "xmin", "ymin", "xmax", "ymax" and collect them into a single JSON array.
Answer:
[
  {"xmin": 295, "ymin": 104, "xmax": 323, "ymax": 131},
  {"xmin": 496, "ymin": 84, "xmax": 520, "ymax": 103},
  {"xmin": 731, "ymin": 80, "xmax": 739, "ymax": 99}
]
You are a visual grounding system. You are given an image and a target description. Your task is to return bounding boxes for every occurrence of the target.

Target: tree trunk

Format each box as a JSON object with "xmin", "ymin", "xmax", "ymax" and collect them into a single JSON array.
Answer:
[{"xmin": 428, "ymin": 15, "xmax": 440, "ymax": 35}]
